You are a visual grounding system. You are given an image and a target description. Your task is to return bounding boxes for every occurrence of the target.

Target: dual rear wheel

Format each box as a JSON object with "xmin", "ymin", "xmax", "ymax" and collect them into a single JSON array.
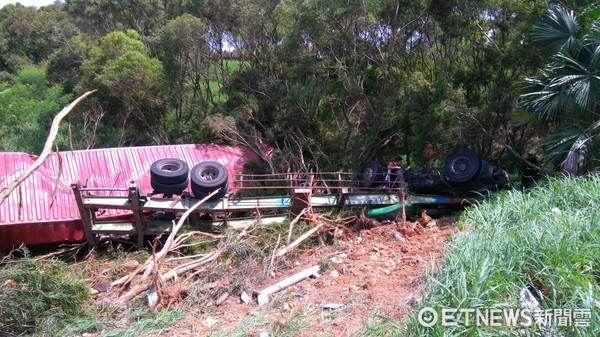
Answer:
[{"xmin": 149, "ymin": 159, "xmax": 228, "ymax": 200}]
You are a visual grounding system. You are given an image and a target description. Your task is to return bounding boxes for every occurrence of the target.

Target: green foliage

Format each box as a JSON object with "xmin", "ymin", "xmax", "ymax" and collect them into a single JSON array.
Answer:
[
  {"xmin": 0, "ymin": 65, "xmax": 71, "ymax": 153},
  {"xmin": 0, "ymin": 250, "xmax": 93, "ymax": 336},
  {"xmin": 0, "ymin": 0, "xmax": 597, "ymax": 176},
  {"xmin": 394, "ymin": 175, "xmax": 600, "ymax": 336},
  {"xmin": 521, "ymin": 5, "xmax": 600, "ymax": 174},
  {"xmin": 65, "ymin": 0, "xmax": 167, "ymax": 37},
  {"xmin": 80, "ymin": 29, "xmax": 168, "ymax": 145},
  {"xmin": 0, "ymin": 3, "xmax": 76, "ymax": 74}
]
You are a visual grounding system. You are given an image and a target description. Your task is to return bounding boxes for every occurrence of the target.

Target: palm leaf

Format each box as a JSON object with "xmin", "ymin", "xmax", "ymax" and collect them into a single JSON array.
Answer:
[
  {"xmin": 523, "ymin": 44, "xmax": 600, "ymax": 122},
  {"xmin": 520, "ymin": 73, "xmax": 571, "ymax": 121},
  {"xmin": 531, "ymin": 6, "xmax": 579, "ymax": 53},
  {"xmin": 560, "ymin": 135, "xmax": 593, "ymax": 175},
  {"xmin": 542, "ymin": 126, "xmax": 593, "ymax": 174},
  {"xmin": 510, "ymin": 110, "xmax": 536, "ymax": 126},
  {"xmin": 585, "ymin": 19, "xmax": 600, "ymax": 44}
]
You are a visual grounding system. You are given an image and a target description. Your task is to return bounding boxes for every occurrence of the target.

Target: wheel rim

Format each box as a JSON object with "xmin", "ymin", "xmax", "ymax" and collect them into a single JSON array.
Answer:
[
  {"xmin": 199, "ymin": 167, "xmax": 219, "ymax": 180},
  {"xmin": 159, "ymin": 163, "xmax": 182, "ymax": 172},
  {"xmin": 452, "ymin": 157, "xmax": 470, "ymax": 173}
]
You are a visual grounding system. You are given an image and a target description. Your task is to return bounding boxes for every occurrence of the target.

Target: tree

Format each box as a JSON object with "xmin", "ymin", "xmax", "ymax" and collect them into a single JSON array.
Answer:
[
  {"xmin": 79, "ymin": 30, "xmax": 168, "ymax": 145},
  {"xmin": 0, "ymin": 66, "xmax": 72, "ymax": 153},
  {"xmin": 64, "ymin": 0, "xmax": 166, "ymax": 37},
  {"xmin": 157, "ymin": 14, "xmax": 223, "ymax": 143},
  {"xmin": 0, "ymin": 4, "xmax": 36, "ymax": 72},
  {"xmin": 0, "ymin": 4, "xmax": 75, "ymax": 74},
  {"xmin": 520, "ymin": 5, "xmax": 600, "ymax": 174}
]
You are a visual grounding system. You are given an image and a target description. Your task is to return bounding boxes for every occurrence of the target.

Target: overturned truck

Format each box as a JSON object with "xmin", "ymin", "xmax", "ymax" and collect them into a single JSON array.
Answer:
[
  {"xmin": 1, "ymin": 145, "xmax": 510, "ymax": 250},
  {"xmin": 361, "ymin": 148, "xmax": 511, "ymax": 196}
]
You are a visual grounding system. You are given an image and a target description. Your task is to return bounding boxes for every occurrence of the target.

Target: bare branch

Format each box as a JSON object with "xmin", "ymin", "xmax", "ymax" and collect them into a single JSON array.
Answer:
[{"xmin": 0, "ymin": 90, "xmax": 97, "ymax": 206}]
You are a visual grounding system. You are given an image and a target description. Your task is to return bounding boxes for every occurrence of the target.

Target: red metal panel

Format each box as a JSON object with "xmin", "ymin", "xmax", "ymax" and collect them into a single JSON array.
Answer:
[{"xmin": 0, "ymin": 144, "xmax": 261, "ymax": 249}]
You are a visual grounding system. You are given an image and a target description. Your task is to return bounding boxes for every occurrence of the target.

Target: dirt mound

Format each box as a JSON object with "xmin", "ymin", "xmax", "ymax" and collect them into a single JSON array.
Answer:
[{"xmin": 157, "ymin": 216, "xmax": 457, "ymax": 336}]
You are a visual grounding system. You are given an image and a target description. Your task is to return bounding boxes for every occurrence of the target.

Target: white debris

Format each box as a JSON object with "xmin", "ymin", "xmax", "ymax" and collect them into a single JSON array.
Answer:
[
  {"xmin": 240, "ymin": 291, "xmax": 251, "ymax": 304},
  {"xmin": 323, "ymin": 303, "xmax": 344, "ymax": 310},
  {"xmin": 203, "ymin": 317, "xmax": 218, "ymax": 328}
]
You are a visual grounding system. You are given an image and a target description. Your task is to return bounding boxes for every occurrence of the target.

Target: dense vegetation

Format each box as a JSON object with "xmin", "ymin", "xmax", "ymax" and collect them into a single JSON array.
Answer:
[
  {"xmin": 363, "ymin": 174, "xmax": 600, "ymax": 336},
  {"xmin": 0, "ymin": 0, "xmax": 598, "ymax": 175}
]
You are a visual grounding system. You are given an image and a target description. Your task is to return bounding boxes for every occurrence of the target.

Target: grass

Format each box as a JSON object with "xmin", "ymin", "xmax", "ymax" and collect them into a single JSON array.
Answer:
[
  {"xmin": 7, "ymin": 175, "xmax": 598, "ymax": 336},
  {"xmin": 361, "ymin": 174, "xmax": 599, "ymax": 336},
  {"xmin": 0, "ymin": 248, "xmax": 93, "ymax": 336},
  {"xmin": 100, "ymin": 309, "xmax": 183, "ymax": 337}
]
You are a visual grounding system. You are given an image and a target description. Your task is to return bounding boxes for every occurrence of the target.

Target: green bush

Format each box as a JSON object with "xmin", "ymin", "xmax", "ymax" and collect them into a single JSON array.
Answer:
[{"xmin": 0, "ymin": 250, "xmax": 93, "ymax": 335}]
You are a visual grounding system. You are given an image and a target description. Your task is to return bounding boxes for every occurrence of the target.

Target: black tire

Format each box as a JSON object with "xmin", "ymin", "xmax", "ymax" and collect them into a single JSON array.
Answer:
[
  {"xmin": 151, "ymin": 178, "xmax": 189, "ymax": 195},
  {"xmin": 190, "ymin": 161, "xmax": 229, "ymax": 200},
  {"xmin": 443, "ymin": 149, "xmax": 481, "ymax": 185},
  {"xmin": 360, "ymin": 161, "xmax": 384, "ymax": 188},
  {"xmin": 150, "ymin": 158, "xmax": 189, "ymax": 184}
]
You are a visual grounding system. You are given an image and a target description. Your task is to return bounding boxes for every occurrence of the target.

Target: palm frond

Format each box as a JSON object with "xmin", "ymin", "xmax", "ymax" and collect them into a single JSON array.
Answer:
[
  {"xmin": 510, "ymin": 110, "xmax": 536, "ymax": 126},
  {"xmin": 520, "ymin": 74, "xmax": 571, "ymax": 122},
  {"xmin": 523, "ymin": 45, "xmax": 600, "ymax": 122},
  {"xmin": 584, "ymin": 19, "xmax": 600, "ymax": 44},
  {"xmin": 560, "ymin": 135, "xmax": 593, "ymax": 175},
  {"xmin": 531, "ymin": 6, "xmax": 579, "ymax": 53},
  {"xmin": 542, "ymin": 126, "xmax": 593, "ymax": 174}
]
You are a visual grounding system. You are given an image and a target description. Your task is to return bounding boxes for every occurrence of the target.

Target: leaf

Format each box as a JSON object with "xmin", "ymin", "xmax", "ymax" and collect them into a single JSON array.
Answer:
[
  {"xmin": 541, "ymin": 126, "xmax": 593, "ymax": 174},
  {"xmin": 531, "ymin": 6, "xmax": 579, "ymax": 54},
  {"xmin": 510, "ymin": 110, "xmax": 535, "ymax": 126},
  {"xmin": 581, "ymin": 3, "xmax": 600, "ymax": 21}
]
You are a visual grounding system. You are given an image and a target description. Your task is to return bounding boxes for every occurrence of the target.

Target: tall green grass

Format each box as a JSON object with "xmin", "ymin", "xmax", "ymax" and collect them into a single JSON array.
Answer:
[{"xmin": 367, "ymin": 174, "xmax": 599, "ymax": 336}]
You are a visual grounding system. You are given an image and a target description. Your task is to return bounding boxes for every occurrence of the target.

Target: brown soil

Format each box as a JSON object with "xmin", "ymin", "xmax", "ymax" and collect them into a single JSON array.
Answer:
[{"xmin": 147, "ymin": 216, "xmax": 458, "ymax": 336}]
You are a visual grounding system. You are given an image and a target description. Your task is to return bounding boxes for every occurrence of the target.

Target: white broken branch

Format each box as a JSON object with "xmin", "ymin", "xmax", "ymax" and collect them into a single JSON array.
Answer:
[
  {"xmin": 114, "ymin": 241, "xmax": 228, "ymax": 307},
  {"xmin": 140, "ymin": 189, "xmax": 221, "ymax": 283},
  {"xmin": 0, "ymin": 90, "xmax": 97, "ymax": 206},
  {"xmin": 275, "ymin": 222, "xmax": 324, "ymax": 257},
  {"xmin": 286, "ymin": 208, "xmax": 307, "ymax": 244},
  {"xmin": 257, "ymin": 264, "xmax": 320, "ymax": 306},
  {"xmin": 111, "ymin": 189, "xmax": 220, "ymax": 289}
]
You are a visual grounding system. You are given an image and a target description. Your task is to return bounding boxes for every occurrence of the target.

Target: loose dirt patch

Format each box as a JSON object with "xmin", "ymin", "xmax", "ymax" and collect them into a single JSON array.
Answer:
[{"xmin": 154, "ymin": 216, "xmax": 457, "ymax": 336}]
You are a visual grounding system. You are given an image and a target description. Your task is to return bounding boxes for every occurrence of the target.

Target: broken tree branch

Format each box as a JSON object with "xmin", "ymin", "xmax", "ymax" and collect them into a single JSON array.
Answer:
[
  {"xmin": 275, "ymin": 221, "xmax": 324, "ymax": 258},
  {"xmin": 0, "ymin": 90, "xmax": 97, "ymax": 206},
  {"xmin": 140, "ymin": 189, "xmax": 221, "ymax": 283},
  {"xmin": 114, "ymin": 241, "xmax": 229, "ymax": 307},
  {"xmin": 111, "ymin": 189, "xmax": 220, "ymax": 288},
  {"xmin": 257, "ymin": 264, "xmax": 321, "ymax": 306},
  {"xmin": 286, "ymin": 208, "xmax": 307, "ymax": 244}
]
